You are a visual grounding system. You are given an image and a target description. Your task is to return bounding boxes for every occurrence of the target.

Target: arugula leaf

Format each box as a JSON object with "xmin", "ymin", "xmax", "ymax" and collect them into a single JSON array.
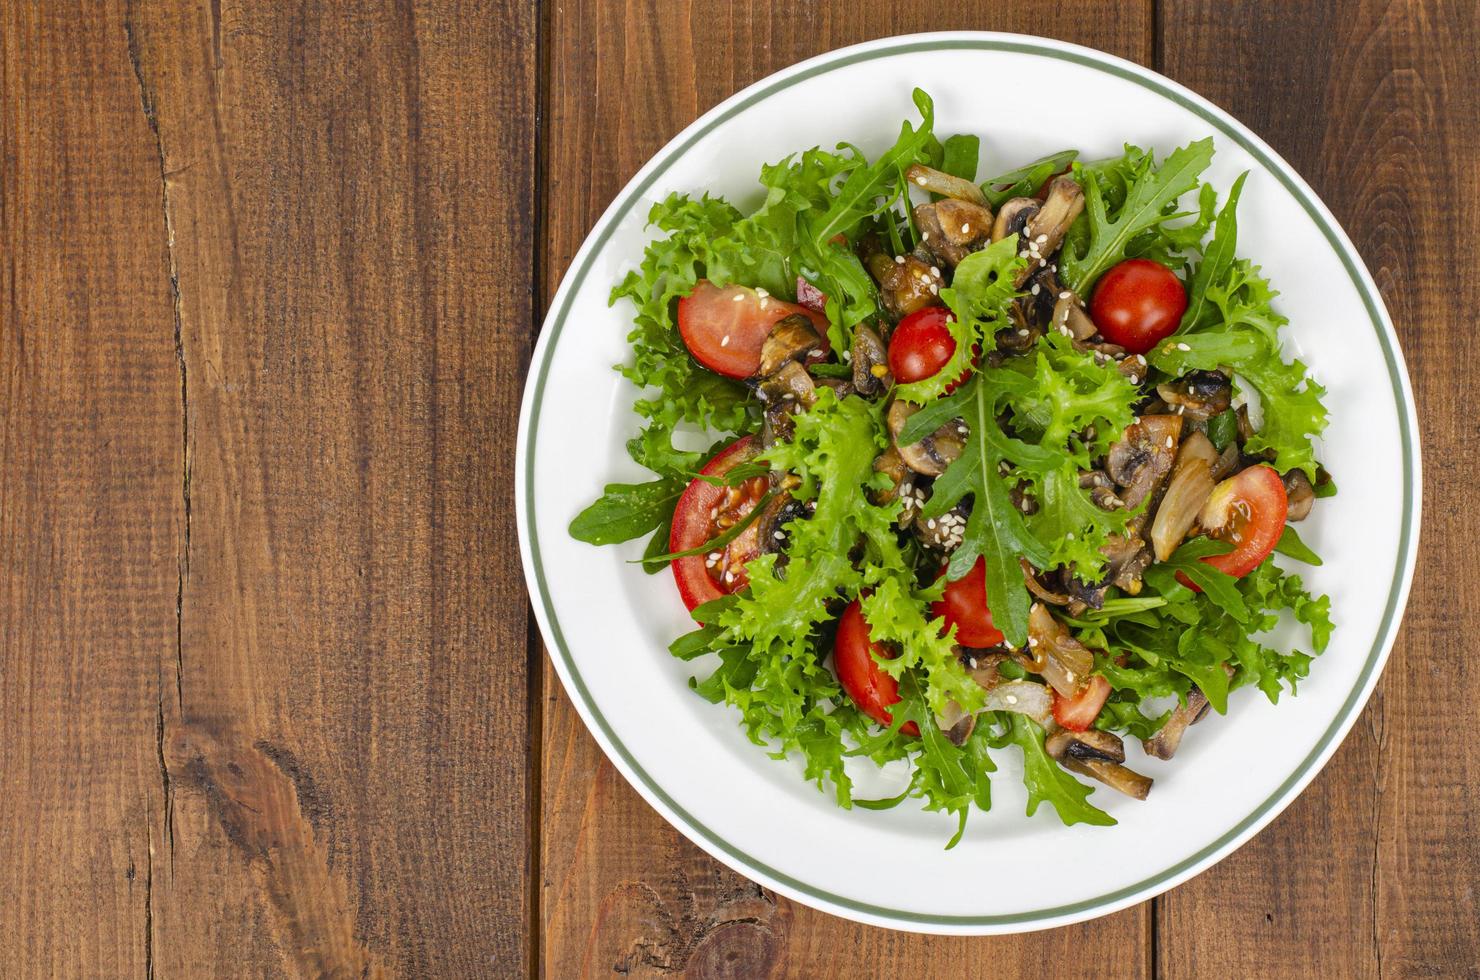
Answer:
[
  {"xmin": 1060, "ymin": 139, "xmax": 1215, "ymax": 292},
  {"xmin": 1275, "ymin": 524, "xmax": 1323, "ymax": 565},
  {"xmin": 569, "ymin": 479, "xmax": 684, "ymax": 545},
  {"xmin": 939, "ymin": 133, "xmax": 981, "ymax": 181},
  {"xmin": 1144, "ymin": 537, "xmax": 1247, "ymax": 623},
  {"xmin": 1004, "ymin": 714, "xmax": 1115, "ymax": 826},
  {"xmin": 1179, "ymin": 172, "xmax": 1247, "ymax": 331},
  {"xmin": 981, "ymin": 149, "xmax": 1078, "ymax": 208}
]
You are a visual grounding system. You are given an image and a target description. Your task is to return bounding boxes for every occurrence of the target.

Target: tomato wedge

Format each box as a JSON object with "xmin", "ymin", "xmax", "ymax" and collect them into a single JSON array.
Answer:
[
  {"xmin": 1180, "ymin": 464, "xmax": 1289, "ymax": 590},
  {"xmin": 1051, "ymin": 674, "xmax": 1111, "ymax": 732},
  {"xmin": 835, "ymin": 600, "xmax": 918, "ymax": 736},
  {"xmin": 677, "ymin": 280, "xmax": 830, "ymax": 379},
  {"xmin": 930, "ymin": 556, "xmax": 1005, "ymax": 648},
  {"xmin": 669, "ymin": 437, "xmax": 768, "ymax": 614}
]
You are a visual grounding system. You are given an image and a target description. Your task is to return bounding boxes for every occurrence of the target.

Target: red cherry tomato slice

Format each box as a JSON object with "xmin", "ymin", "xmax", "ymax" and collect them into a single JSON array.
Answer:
[
  {"xmin": 669, "ymin": 437, "xmax": 768, "ymax": 614},
  {"xmin": 930, "ymin": 556, "xmax": 1005, "ymax": 648},
  {"xmin": 1089, "ymin": 258, "xmax": 1188, "ymax": 355},
  {"xmin": 888, "ymin": 306, "xmax": 969, "ymax": 389},
  {"xmin": 1179, "ymin": 464, "xmax": 1289, "ymax": 591},
  {"xmin": 677, "ymin": 280, "xmax": 830, "ymax": 379},
  {"xmin": 1051, "ymin": 674, "xmax": 1112, "ymax": 732},
  {"xmin": 835, "ymin": 600, "xmax": 918, "ymax": 736}
]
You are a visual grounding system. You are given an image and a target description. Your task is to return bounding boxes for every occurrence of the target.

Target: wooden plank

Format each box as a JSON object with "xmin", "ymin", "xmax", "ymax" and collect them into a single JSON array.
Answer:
[
  {"xmin": 1156, "ymin": 1, "xmax": 1480, "ymax": 976},
  {"xmin": 118, "ymin": 0, "xmax": 539, "ymax": 974},
  {"xmin": 538, "ymin": 4, "xmax": 1154, "ymax": 973},
  {"xmin": 0, "ymin": 1, "xmax": 182, "ymax": 975}
]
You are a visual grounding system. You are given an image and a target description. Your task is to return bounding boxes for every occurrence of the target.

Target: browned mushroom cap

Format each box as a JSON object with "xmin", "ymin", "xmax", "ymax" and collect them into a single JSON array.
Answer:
[
  {"xmin": 1107, "ymin": 414, "xmax": 1184, "ymax": 510},
  {"xmin": 905, "ymin": 163, "xmax": 990, "ymax": 206},
  {"xmin": 887, "ymin": 400, "xmax": 966, "ymax": 477},
  {"xmin": 755, "ymin": 314, "xmax": 824, "ymax": 378},
  {"xmin": 754, "ymin": 493, "xmax": 805, "ymax": 557},
  {"xmin": 1050, "ymin": 290, "xmax": 1097, "ymax": 340},
  {"xmin": 1156, "ymin": 370, "xmax": 1233, "ymax": 420},
  {"xmin": 1284, "ymin": 469, "xmax": 1315, "ymax": 521},
  {"xmin": 851, "ymin": 323, "xmax": 892, "ymax": 398},
  {"xmin": 863, "ymin": 241, "xmax": 941, "ymax": 319},
  {"xmin": 914, "ymin": 199, "xmax": 995, "ymax": 268},
  {"xmin": 1141, "ymin": 687, "xmax": 1213, "ymax": 760},
  {"xmin": 1100, "ymin": 529, "xmax": 1152, "ymax": 594},
  {"xmin": 934, "ymin": 698, "xmax": 978, "ymax": 747},
  {"xmin": 870, "ymin": 446, "xmax": 909, "ymax": 506},
  {"xmin": 991, "ymin": 197, "xmax": 1039, "ymax": 244},
  {"xmin": 1046, "ymin": 727, "xmax": 1126, "ymax": 764},
  {"xmin": 1046, "ymin": 728, "xmax": 1152, "ymax": 800},
  {"xmin": 758, "ymin": 361, "xmax": 817, "ymax": 446},
  {"xmin": 1081, "ymin": 469, "xmax": 1127, "ymax": 511},
  {"xmin": 1014, "ymin": 177, "xmax": 1085, "ymax": 286}
]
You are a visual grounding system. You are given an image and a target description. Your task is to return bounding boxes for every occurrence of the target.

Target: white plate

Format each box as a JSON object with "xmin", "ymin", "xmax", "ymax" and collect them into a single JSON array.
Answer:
[{"xmin": 517, "ymin": 33, "xmax": 1420, "ymax": 934}]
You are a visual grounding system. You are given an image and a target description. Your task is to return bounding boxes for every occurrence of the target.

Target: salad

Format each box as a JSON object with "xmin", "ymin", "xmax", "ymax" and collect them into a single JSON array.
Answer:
[{"xmin": 570, "ymin": 90, "xmax": 1333, "ymax": 843}]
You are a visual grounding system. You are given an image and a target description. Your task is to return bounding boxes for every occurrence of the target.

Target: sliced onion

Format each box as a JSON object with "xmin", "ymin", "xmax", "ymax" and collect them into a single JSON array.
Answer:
[
  {"xmin": 905, "ymin": 163, "xmax": 989, "ymax": 205},
  {"xmin": 1151, "ymin": 456, "xmax": 1214, "ymax": 561},
  {"xmin": 980, "ymin": 680, "xmax": 1052, "ymax": 724},
  {"xmin": 1027, "ymin": 603, "xmax": 1095, "ymax": 696}
]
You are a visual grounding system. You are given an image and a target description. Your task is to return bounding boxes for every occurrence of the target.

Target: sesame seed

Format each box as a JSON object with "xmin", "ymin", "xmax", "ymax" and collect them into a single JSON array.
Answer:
[
  {"xmin": 1065, "ymin": 671, "xmax": 1076, "ymax": 683},
  {"xmin": 1176, "ymin": 342, "xmax": 1191, "ymax": 351},
  {"xmin": 1067, "ymin": 532, "xmax": 1076, "ymax": 540},
  {"xmin": 1030, "ymin": 284, "xmax": 1041, "ymax": 296},
  {"xmin": 1028, "ymin": 636, "xmax": 1039, "ymax": 648},
  {"xmin": 961, "ymin": 223, "xmax": 971, "ymax": 234},
  {"xmin": 720, "ymin": 335, "xmax": 730, "ymax": 347},
  {"xmin": 1165, "ymin": 436, "xmax": 1174, "ymax": 449},
  {"xmin": 707, "ymin": 551, "xmax": 721, "ymax": 561},
  {"xmin": 1018, "ymin": 328, "xmax": 1030, "ymax": 337},
  {"xmin": 756, "ymin": 288, "xmax": 769, "ymax": 298},
  {"xmin": 922, "ymin": 232, "xmax": 931, "ymax": 241},
  {"xmin": 930, "ymin": 266, "xmax": 941, "ymax": 278},
  {"xmin": 732, "ymin": 293, "xmax": 743, "ymax": 302},
  {"xmin": 1039, "ymin": 258, "xmax": 1048, "ymax": 267},
  {"xmin": 1128, "ymin": 374, "xmax": 1140, "ymax": 385},
  {"xmin": 929, "ymin": 284, "xmax": 939, "ymax": 295},
  {"xmin": 1036, "ymin": 234, "xmax": 1048, "ymax": 244},
  {"xmin": 894, "ymin": 255, "xmax": 906, "ymax": 265},
  {"xmin": 1005, "ymin": 694, "xmax": 1018, "ymax": 705},
  {"xmin": 915, "ymin": 175, "xmax": 928, "ymax": 186},
  {"xmin": 773, "ymin": 531, "xmax": 784, "ymax": 540},
  {"xmin": 841, "ymin": 350, "xmax": 852, "ymax": 361},
  {"xmin": 1059, "ymin": 291, "xmax": 1072, "ymax": 300},
  {"xmin": 926, "ymin": 519, "xmax": 936, "ymax": 529}
]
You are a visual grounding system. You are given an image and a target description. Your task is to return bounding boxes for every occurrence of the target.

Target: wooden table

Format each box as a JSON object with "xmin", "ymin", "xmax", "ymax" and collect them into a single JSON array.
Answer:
[{"xmin": 3, "ymin": 1, "xmax": 1475, "ymax": 976}]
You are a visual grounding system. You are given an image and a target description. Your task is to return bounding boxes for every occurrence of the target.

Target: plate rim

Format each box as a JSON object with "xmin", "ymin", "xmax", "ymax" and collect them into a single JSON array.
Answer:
[{"xmin": 516, "ymin": 31, "xmax": 1422, "ymax": 934}]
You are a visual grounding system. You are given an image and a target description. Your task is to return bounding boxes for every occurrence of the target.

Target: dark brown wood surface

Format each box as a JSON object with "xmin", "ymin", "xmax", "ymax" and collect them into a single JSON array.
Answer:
[{"xmin": 2, "ymin": 1, "xmax": 1474, "ymax": 976}]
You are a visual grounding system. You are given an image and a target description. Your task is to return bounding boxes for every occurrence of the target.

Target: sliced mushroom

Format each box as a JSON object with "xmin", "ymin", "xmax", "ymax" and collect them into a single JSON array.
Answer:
[
  {"xmin": 1046, "ymin": 729, "xmax": 1152, "ymax": 800},
  {"xmin": 1141, "ymin": 687, "xmax": 1213, "ymax": 760},
  {"xmin": 991, "ymin": 197, "xmax": 1040, "ymax": 244},
  {"xmin": 758, "ymin": 361, "xmax": 817, "ymax": 446},
  {"xmin": 914, "ymin": 199, "xmax": 995, "ymax": 269},
  {"xmin": 1014, "ymin": 177, "xmax": 1085, "ymax": 286},
  {"xmin": 755, "ymin": 494, "xmax": 806, "ymax": 556},
  {"xmin": 912, "ymin": 497, "xmax": 969, "ymax": 554},
  {"xmin": 1150, "ymin": 432, "xmax": 1217, "ymax": 561},
  {"xmin": 866, "ymin": 249, "xmax": 941, "ymax": 319},
  {"xmin": 1050, "ymin": 290, "xmax": 1097, "ymax": 341},
  {"xmin": 755, "ymin": 314, "xmax": 824, "ymax": 378},
  {"xmin": 851, "ymin": 323, "xmax": 892, "ymax": 398},
  {"xmin": 935, "ymin": 699, "xmax": 977, "ymax": 746},
  {"xmin": 870, "ymin": 446, "xmax": 909, "ymax": 505},
  {"xmin": 1023, "ymin": 560, "xmax": 1070, "ymax": 606},
  {"xmin": 1063, "ymin": 756, "xmax": 1153, "ymax": 800},
  {"xmin": 1100, "ymin": 530, "xmax": 1152, "ymax": 594},
  {"xmin": 905, "ymin": 163, "xmax": 990, "ymax": 205},
  {"xmin": 1156, "ymin": 370, "xmax": 1233, "ymax": 421},
  {"xmin": 1107, "ymin": 414, "xmax": 1184, "ymax": 510},
  {"xmin": 1210, "ymin": 440, "xmax": 1240, "ymax": 480},
  {"xmin": 887, "ymin": 400, "xmax": 966, "ymax": 477},
  {"xmin": 1284, "ymin": 469, "xmax": 1315, "ymax": 521},
  {"xmin": 1046, "ymin": 727, "xmax": 1126, "ymax": 764}
]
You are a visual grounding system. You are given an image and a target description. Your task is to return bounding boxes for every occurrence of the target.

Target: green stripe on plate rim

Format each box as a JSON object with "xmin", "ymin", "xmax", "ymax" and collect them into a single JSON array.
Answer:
[{"xmin": 521, "ymin": 35, "xmax": 1418, "ymax": 927}]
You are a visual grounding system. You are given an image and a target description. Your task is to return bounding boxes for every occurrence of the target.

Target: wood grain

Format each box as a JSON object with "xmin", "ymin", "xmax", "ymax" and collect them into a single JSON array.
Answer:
[
  {"xmin": 1158, "ymin": 1, "xmax": 1480, "ymax": 977},
  {"xmin": 538, "ymin": 3, "xmax": 1155, "ymax": 975},
  {"xmin": 4, "ymin": 0, "xmax": 539, "ymax": 975},
  {"xmin": 0, "ymin": 2, "xmax": 181, "ymax": 975}
]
